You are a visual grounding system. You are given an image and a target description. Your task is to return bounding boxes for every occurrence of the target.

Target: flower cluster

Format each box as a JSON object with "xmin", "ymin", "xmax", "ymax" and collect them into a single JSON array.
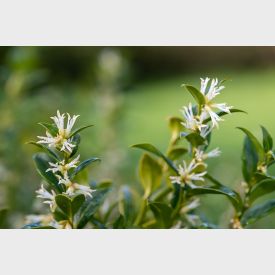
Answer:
[
  {"xmin": 170, "ymin": 78, "xmax": 229, "ymax": 186},
  {"xmin": 37, "ymin": 110, "xmax": 79, "ymax": 153},
  {"xmin": 35, "ymin": 111, "xmax": 94, "ymax": 212},
  {"xmin": 181, "ymin": 78, "xmax": 232, "ymax": 135}
]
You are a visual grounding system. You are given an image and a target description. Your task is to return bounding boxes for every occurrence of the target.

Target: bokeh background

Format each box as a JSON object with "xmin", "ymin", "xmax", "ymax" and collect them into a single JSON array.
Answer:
[{"xmin": 1, "ymin": 46, "xmax": 275, "ymax": 228}]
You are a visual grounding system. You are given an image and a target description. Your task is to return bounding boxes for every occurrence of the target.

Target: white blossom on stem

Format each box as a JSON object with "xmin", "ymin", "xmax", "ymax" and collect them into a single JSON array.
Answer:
[
  {"xmin": 36, "ymin": 184, "xmax": 56, "ymax": 211},
  {"xmin": 170, "ymin": 160, "xmax": 207, "ymax": 186},
  {"xmin": 194, "ymin": 148, "xmax": 221, "ymax": 163},
  {"xmin": 37, "ymin": 110, "xmax": 79, "ymax": 153},
  {"xmin": 180, "ymin": 103, "xmax": 207, "ymax": 132},
  {"xmin": 56, "ymin": 174, "xmax": 94, "ymax": 198},
  {"xmin": 200, "ymin": 78, "xmax": 233, "ymax": 128},
  {"xmin": 46, "ymin": 155, "xmax": 80, "ymax": 178}
]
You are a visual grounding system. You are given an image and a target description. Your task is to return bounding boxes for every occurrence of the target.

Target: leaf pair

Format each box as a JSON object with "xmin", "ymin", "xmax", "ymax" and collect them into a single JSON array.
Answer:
[
  {"xmin": 239, "ymin": 126, "xmax": 273, "ymax": 184},
  {"xmin": 55, "ymin": 194, "xmax": 85, "ymax": 224}
]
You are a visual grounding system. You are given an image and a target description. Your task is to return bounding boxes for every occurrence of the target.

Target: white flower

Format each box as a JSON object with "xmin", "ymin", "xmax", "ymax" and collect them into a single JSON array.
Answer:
[
  {"xmin": 36, "ymin": 184, "xmax": 56, "ymax": 211},
  {"xmin": 199, "ymin": 125, "xmax": 212, "ymax": 138},
  {"xmin": 46, "ymin": 155, "xmax": 80, "ymax": 177},
  {"xmin": 56, "ymin": 173, "xmax": 95, "ymax": 198},
  {"xmin": 65, "ymin": 182, "xmax": 95, "ymax": 198},
  {"xmin": 37, "ymin": 110, "xmax": 79, "ymax": 153},
  {"xmin": 200, "ymin": 78, "xmax": 233, "ymax": 128},
  {"xmin": 51, "ymin": 111, "xmax": 79, "ymax": 138},
  {"xmin": 180, "ymin": 103, "xmax": 206, "ymax": 132},
  {"xmin": 170, "ymin": 159, "xmax": 207, "ymax": 186},
  {"xmin": 194, "ymin": 148, "xmax": 221, "ymax": 163}
]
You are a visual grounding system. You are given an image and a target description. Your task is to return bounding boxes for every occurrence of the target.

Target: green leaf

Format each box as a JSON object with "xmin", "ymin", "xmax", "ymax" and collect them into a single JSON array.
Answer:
[
  {"xmin": 171, "ymin": 183, "xmax": 182, "ymax": 209},
  {"xmin": 249, "ymin": 178, "xmax": 275, "ymax": 203},
  {"xmin": 53, "ymin": 209, "xmax": 68, "ymax": 222},
  {"xmin": 76, "ymin": 187, "xmax": 111, "ymax": 229},
  {"xmin": 261, "ymin": 125, "xmax": 273, "ymax": 152},
  {"xmin": 168, "ymin": 116, "xmax": 184, "ymax": 144},
  {"xmin": 55, "ymin": 194, "xmax": 85, "ymax": 221},
  {"xmin": 69, "ymin": 134, "xmax": 81, "ymax": 158},
  {"xmin": 113, "ymin": 215, "xmax": 126, "ymax": 229},
  {"xmin": 33, "ymin": 153, "xmax": 62, "ymax": 193},
  {"xmin": 203, "ymin": 109, "xmax": 246, "ymax": 124},
  {"xmin": 237, "ymin": 127, "xmax": 265, "ymax": 162},
  {"xmin": 187, "ymin": 183, "xmax": 243, "ymax": 213},
  {"xmin": 131, "ymin": 143, "xmax": 178, "ymax": 174},
  {"xmin": 38, "ymin": 122, "xmax": 58, "ymax": 136},
  {"xmin": 241, "ymin": 199, "xmax": 275, "ymax": 226},
  {"xmin": 139, "ymin": 153, "xmax": 162, "ymax": 198},
  {"xmin": 70, "ymin": 157, "xmax": 100, "ymax": 179},
  {"xmin": 72, "ymin": 194, "xmax": 85, "ymax": 216},
  {"xmin": 181, "ymin": 84, "xmax": 205, "ymax": 105},
  {"xmin": 183, "ymin": 132, "xmax": 206, "ymax": 147},
  {"xmin": 119, "ymin": 186, "xmax": 136, "ymax": 226},
  {"xmin": 27, "ymin": 141, "xmax": 59, "ymax": 161},
  {"xmin": 69, "ymin": 125, "xmax": 94, "ymax": 138},
  {"xmin": 242, "ymin": 136, "xmax": 258, "ymax": 183},
  {"xmin": 55, "ymin": 194, "xmax": 72, "ymax": 219},
  {"xmin": 167, "ymin": 146, "xmax": 188, "ymax": 160},
  {"xmin": 149, "ymin": 202, "xmax": 173, "ymax": 228}
]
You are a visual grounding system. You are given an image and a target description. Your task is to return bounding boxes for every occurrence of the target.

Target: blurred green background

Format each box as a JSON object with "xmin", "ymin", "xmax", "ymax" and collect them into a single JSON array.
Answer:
[{"xmin": 1, "ymin": 46, "xmax": 275, "ymax": 228}]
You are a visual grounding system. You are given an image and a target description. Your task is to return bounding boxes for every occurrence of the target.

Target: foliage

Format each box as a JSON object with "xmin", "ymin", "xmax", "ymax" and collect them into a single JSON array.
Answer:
[{"xmin": 22, "ymin": 77, "xmax": 275, "ymax": 229}]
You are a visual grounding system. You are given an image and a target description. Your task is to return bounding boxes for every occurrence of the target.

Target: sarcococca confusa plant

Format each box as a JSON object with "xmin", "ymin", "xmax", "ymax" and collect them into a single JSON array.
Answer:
[{"xmin": 24, "ymin": 78, "xmax": 275, "ymax": 229}]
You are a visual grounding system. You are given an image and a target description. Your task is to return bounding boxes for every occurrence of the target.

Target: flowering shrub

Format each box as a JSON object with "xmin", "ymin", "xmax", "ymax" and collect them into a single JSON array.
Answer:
[
  {"xmin": 24, "ymin": 111, "xmax": 111, "ymax": 229},
  {"xmin": 23, "ymin": 77, "xmax": 275, "ymax": 229}
]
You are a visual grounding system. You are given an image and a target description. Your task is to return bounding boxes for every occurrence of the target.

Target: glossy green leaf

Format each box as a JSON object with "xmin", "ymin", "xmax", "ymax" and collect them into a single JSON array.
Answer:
[
  {"xmin": 187, "ymin": 183, "xmax": 243, "ymax": 213},
  {"xmin": 242, "ymin": 136, "xmax": 258, "ymax": 183},
  {"xmin": 38, "ymin": 122, "xmax": 58, "ymax": 136},
  {"xmin": 69, "ymin": 124, "xmax": 94, "ymax": 138},
  {"xmin": 241, "ymin": 199, "xmax": 275, "ymax": 226},
  {"xmin": 33, "ymin": 153, "xmax": 62, "ymax": 192},
  {"xmin": 27, "ymin": 141, "xmax": 59, "ymax": 161},
  {"xmin": 72, "ymin": 194, "xmax": 85, "ymax": 216},
  {"xmin": 168, "ymin": 116, "xmax": 184, "ymax": 144},
  {"xmin": 76, "ymin": 187, "xmax": 111, "ymax": 229},
  {"xmin": 203, "ymin": 109, "xmax": 246, "ymax": 124},
  {"xmin": 69, "ymin": 134, "xmax": 81, "ymax": 158},
  {"xmin": 171, "ymin": 183, "xmax": 182, "ymax": 209},
  {"xmin": 237, "ymin": 127, "xmax": 265, "ymax": 162},
  {"xmin": 70, "ymin": 157, "xmax": 100, "ymax": 179},
  {"xmin": 131, "ymin": 143, "xmax": 178, "ymax": 173},
  {"xmin": 184, "ymin": 132, "xmax": 205, "ymax": 147},
  {"xmin": 53, "ymin": 209, "xmax": 68, "ymax": 222},
  {"xmin": 139, "ymin": 153, "xmax": 162, "ymax": 197},
  {"xmin": 149, "ymin": 202, "xmax": 173, "ymax": 228},
  {"xmin": 182, "ymin": 84, "xmax": 205, "ymax": 105},
  {"xmin": 261, "ymin": 125, "xmax": 273, "ymax": 152},
  {"xmin": 55, "ymin": 194, "xmax": 72, "ymax": 218},
  {"xmin": 167, "ymin": 146, "xmax": 187, "ymax": 160},
  {"xmin": 249, "ymin": 178, "xmax": 275, "ymax": 203}
]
